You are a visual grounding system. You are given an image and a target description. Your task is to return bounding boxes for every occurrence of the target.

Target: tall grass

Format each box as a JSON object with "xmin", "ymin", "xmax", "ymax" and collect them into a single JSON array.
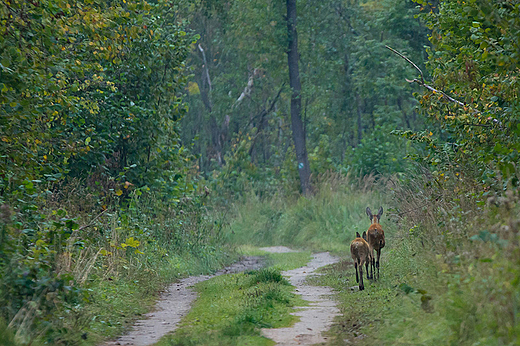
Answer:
[
  {"xmin": 226, "ymin": 173, "xmax": 390, "ymax": 252},
  {"xmin": 371, "ymin": 174, "xmax": 520, "ymax": 345}
]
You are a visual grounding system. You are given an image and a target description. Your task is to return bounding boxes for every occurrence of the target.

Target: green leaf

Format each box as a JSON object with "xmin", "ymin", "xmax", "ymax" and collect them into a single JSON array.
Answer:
[
  {"xmin": 399, "ymin": 283, "xmax": 415, "ymax": 294},
  {"xmin": 124, "ymin": 237, "xmax": 140, "ymax": 248}
]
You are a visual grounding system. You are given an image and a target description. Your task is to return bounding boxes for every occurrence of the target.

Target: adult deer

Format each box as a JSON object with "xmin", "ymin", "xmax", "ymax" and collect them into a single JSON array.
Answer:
[
  {"xmin": 365, "ymin": 206, "xmax": 385, "ymax": 280},
  {"xmin": 350, "ymin": 231, "xmax": 371, "ymax": 291}
]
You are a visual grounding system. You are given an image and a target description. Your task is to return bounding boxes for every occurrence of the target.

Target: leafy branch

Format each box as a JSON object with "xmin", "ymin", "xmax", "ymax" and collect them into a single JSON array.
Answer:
[
  {"xmin": 385, "ymin": 45, "xmax": 466, "ymax": 107},
  {"xmin": 386, "ymin": 45, "xmax": 503, "ymax": 128}
]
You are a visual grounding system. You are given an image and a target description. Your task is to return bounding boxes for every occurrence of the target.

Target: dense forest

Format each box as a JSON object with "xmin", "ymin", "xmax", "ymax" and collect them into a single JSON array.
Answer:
[{"xmin": 1, "ymin": 0, "xmax": 519, "ymax": 345}]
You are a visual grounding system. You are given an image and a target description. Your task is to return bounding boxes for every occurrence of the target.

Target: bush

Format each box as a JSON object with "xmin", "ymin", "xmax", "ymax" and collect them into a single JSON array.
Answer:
[{"xmin": 346, "ymin": 127, "xmax": 413, "ymax": 176}]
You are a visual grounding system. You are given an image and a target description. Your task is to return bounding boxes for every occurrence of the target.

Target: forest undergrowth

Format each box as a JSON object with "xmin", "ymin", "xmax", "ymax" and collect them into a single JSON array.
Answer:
[{"xmin": 0, "ymin": 180, "xmax": 238, "ymax": 346}]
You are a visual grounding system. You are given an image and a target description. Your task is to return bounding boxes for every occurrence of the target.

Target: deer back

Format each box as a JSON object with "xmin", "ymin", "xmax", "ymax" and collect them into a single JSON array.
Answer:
[
  {"xmin": 367, "ymin": 224, "xmax": 385, "ymax": 250},
  {"xmin": 366, "ymin": 206, "xmax": 385, "ymax": 250},
  {"xmin": 350, "ymin": 236, "xmax": 370, "ymax": 263}
]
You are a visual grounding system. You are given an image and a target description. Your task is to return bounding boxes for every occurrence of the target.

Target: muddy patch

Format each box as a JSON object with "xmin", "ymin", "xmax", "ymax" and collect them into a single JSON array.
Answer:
[
  {"xmin": 261, "ymin": 251, "xmax": 341, "ymax": 346},
  {"xmin": 101, "ymin": 256, "xmax": 265, "ymax": 346}
]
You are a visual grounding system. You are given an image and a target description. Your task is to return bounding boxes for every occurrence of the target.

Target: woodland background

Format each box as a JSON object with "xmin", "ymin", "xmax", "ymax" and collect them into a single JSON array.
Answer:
[{"xmin": 0, "ymin": 0, "xmax": 519, "ymax": 344}]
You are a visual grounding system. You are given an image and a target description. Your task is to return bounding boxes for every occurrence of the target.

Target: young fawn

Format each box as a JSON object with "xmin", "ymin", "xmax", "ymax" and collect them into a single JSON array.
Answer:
[
  {"xmin": 350, "ymin": 231, "xmax": 371, "ymax": 291},
  {"xmin": 365, "ymin": 206, "xmax": 385, "ymax": 280}
]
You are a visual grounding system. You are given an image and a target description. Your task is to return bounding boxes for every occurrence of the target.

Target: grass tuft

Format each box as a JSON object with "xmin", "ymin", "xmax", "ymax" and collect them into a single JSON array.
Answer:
[{"xmin": 247, "ymin": 268, "xmax": 290, "ymax": 286}]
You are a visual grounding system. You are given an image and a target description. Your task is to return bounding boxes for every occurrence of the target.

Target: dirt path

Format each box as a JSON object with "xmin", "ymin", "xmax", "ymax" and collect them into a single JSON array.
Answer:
[
  {"xmin": 102, "ymin": 247, "xmax": 340, "ymax": 346},
  {"xmin": 102, "ymin": 256, "xmax": 265, "ymax": 346},
  {"xmin": 260, "ymin": 248, "xmax": 341, "ymax": 346}
]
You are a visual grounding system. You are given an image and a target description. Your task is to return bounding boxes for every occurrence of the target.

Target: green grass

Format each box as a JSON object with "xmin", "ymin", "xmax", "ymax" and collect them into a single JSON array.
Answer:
[
  {"xmin": 264, "ymin": 252, "xmax": 312, "ymax": 271},
  {"xmin": 0, "ymin": 319, "xmax": 42, "ymax": 346},
  {"xmin": 44, "ymin": 246, "xmax": 240, "ymax": 345},
  {"xmin": 310, "ymin": 201, "xmax": 520, "ymax": 346},
  {"xmin": 226, "ymin": 174, "xmax": 387, "ymax": 252},
  {"xmin": 156, "ymin": 251, "xmax": 310, "ymax": 346},
  {"xmin": 309, "ymin": 231, "xmax": 441, "ymax": 345},
  {"xmin": 84, "ymin": 277, "xmax": 159, "ymax": 344},
  {"xmin": 43, "ymin": 172, "xmax": 517, "ymax": 346},
  {"xmin": 0, "ymin": 182, "xmax": 240, "ymax": 346}
]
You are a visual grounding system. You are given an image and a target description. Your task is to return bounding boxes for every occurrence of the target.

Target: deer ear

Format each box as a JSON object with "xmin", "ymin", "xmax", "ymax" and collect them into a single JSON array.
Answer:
[
  {"xmin": 362, "ymin": 231, "xmax": 367, "ymax": 240},
  {"xmin": 366, "ymin": 207, "xmax": 372, "ymax": 218},
  {"xmin": 356, "ymin": 232, "xmax": 361, "ymax": 238},
  {"xmin": 377, "ymin": 206, "xmax": 384, "ymax": 218}
]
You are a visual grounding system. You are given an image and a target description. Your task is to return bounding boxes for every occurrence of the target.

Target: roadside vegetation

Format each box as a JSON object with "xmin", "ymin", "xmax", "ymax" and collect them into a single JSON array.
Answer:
[
  {"xmin": 0, "ymin": 184, "xmax": 237, "ymax": 345},
  {"xmin": 0, "ymin": 1, "xmax": 237, "ymax": 344}
]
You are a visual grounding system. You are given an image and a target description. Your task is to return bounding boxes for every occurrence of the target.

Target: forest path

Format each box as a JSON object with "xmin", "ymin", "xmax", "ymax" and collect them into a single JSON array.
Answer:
[
  {"xmin": 102, "ymin": 247, "xmax": 340, "ymax": 346},
  {"xmin": 102, "ymin": 256, "xmax": 265, "ymax": 346},
  {"xmin": 260, "ymin": 247, "xmax": 340, "ymax": 345}
]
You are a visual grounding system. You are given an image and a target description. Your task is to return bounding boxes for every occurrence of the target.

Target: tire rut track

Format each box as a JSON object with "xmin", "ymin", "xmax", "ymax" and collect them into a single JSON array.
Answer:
[
  {"xmin": 102, "ymin": 248, "xmax": 340, "ymax": 346},
  {"xmin": 102, "ymin": 256, "xmax": 265, "ymax": 346},
  {"xmin": 261, "ymin": 250, "xmax": 340, "ymax": 346}
]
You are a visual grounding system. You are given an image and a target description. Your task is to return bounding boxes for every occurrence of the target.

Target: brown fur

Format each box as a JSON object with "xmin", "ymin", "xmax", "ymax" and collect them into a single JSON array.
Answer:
[
  {"xmin": 350, "ymin": 231, "xmax": 370, "ymax": 291},
  {"xmin": 365, "ymin": 207, "xmax": 385, "ymax": 280}
]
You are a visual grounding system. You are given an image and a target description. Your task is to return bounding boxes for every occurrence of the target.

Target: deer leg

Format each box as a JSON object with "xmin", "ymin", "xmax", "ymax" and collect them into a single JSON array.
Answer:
[
  {"xmin": 359, "ymin": 263, "xmax": 364, "ymax": 291},
  {"xmin": 376, "ymin": 249, "xmax": 381, "ymax": 280},
  {"xmin": 365, "ymin": 258, "xmax": 370, "ymax": 280},
  {"xmin": 368, "ymin": 249, "xmax": 373, "ymax": 280},
  {"xmin": 372, "ymin": 255, "xmax": 376, "ymax": 281},
  {"xmin": 355, "ymin": 262, "xmax": 359, "ymax": 283}
]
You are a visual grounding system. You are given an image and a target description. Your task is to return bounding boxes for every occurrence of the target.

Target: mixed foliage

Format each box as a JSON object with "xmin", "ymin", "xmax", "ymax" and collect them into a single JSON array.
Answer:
[
  {"xmin": 399, "ymin": 0, "xmax": 520, "ymax": 189},
  {"xmin": 180, "ymin": 0, "xmax": 429, "ymax": 197},
  {"xmin": 1, "ymin": 0, "xmax": 519, "ymax": 344},
  {"xmin": 0, "ymin": 0, "xmax": 229, "ymax": 344},
  {"xmin": 1, "ymin": 0, "xmax": 195, "ymax": 199}
]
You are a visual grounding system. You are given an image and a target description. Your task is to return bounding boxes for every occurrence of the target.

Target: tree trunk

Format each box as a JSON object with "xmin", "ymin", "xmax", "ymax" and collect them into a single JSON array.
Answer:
[
  {"xmin": 397, "ymin": 96, "xmax": 411, "ymax": 128},
  {"xmin": 356, "ymin": 94, "xmax": 363, "ymax": 145},
  {"xmin": 198, "ymin": 44, "xmax": 225, "ymax": 166},
  {"xmin": 286, "ymin": 0, "xmax": 311, "ymax": 195}
]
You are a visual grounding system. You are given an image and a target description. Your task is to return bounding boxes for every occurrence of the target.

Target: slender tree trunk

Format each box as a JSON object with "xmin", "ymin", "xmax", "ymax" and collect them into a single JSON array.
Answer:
[
  {"xmin": 397, "ymin": 96, "xmax": 411, "ymax": 128},
  {"xmin": 286, "ymin": 0, "xmax": 311, "ymax": 195},
  {"xmin": 356, "ymin": 94, "xmax": 363, "ymax": 145},
  {"xmin": 198, "ymin": 43, "xmax": 225, "ymax": 166}
]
